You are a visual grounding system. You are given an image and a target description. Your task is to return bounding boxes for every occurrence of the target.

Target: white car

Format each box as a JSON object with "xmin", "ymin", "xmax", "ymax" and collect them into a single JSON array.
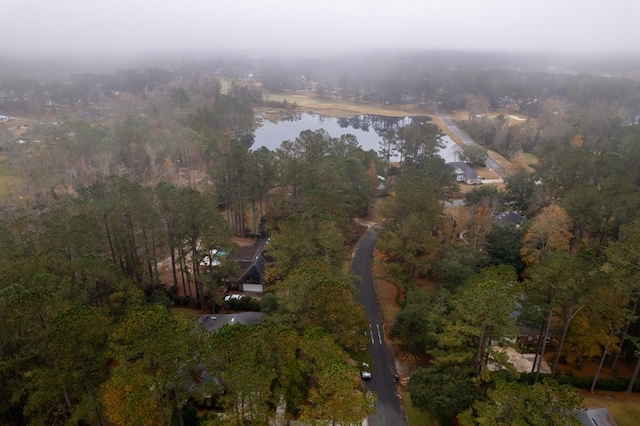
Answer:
[
  {"xmin": 224, "ymin": 294, "xmax": 244, "ymax": 302},
  {"xmin": 360, "ymin": 363, "xmax": 372, "ymax": 380}
]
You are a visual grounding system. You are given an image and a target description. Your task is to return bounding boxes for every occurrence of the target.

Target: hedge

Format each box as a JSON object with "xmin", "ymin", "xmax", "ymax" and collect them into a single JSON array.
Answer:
[{"xmin": 518, "ymin": 372, "xmax": 640, "ymax": 393}]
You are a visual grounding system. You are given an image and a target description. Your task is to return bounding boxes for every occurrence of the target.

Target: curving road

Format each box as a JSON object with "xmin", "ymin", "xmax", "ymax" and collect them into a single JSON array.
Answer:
[
  {"xmin": 352, "ymin": 229, "xmax": 407, "ymax": 426},
  {"xmin": 436, "ymin": 110, "xmax": 506, "ymax": 178}
]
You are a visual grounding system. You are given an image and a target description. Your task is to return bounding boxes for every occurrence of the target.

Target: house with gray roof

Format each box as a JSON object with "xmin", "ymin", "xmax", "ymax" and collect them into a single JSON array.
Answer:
[
  {"xmin": 227, "ymin": 238, "xmax": 269, "ymax": 293},
  {"xmin": 447, "ymin": 162, "xmax": 482, "ymax": 185},
  {"xmin": 577, "ymin": 407, "xmax": 617, "ymax": 426}
]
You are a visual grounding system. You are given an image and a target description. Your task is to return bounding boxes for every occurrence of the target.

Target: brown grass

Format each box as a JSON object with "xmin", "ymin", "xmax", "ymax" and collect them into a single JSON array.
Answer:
[
  {"xmin": 373, "ymin": 263, "xmax": 402, "ymax": 326},
  {"xmin": 581, "ymin": 390, "xmax": 640, "ymax": 426},
  {"xmin": 0, "ymin": 155, "xmax": 21, "ymax": 197},
  {"xmin": 261, "ymin": 92, "xmax": 427, "ymax": 118}
]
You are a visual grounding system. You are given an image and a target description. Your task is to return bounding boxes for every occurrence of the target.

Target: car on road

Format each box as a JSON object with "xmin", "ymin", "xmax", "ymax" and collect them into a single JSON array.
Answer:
[{"xmin": 360, "ymin": 363, "xmax": 372, "ymax": 380}]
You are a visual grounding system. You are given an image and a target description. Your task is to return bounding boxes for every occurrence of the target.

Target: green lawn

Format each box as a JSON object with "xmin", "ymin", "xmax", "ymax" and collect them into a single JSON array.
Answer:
[
  {"xmin": 403, "ymin": 392, "xmax": 436, "ymax": 426},
  {"xmin": 583, "ymin": 394, "xmax": 640, "ymax": 426},
  {"xmin": 169, "ymin": 307, "xmax": 202, "ymax": 320},
  {"xmin": 0, "ymin": 155, "xmax": 21, "ymax": 198}
]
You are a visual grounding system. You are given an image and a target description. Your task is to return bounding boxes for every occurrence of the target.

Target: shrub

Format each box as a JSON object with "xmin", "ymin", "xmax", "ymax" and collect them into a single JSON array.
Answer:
[
  {"xmin": 225, "ymin": 296, "xmax": 261, "ymax": 311},
  {"xmin": 518, "ymin": 373, "xmax": 640, "ymax": 393}
]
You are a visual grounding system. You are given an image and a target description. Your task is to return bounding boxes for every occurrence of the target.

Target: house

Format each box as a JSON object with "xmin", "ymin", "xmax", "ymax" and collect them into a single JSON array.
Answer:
[
  {"xmin": 447, "ymin": 162, "xmax": 483, "ymax": 185},
  {"xmin": 494, "ymin": 211, "xmax": 527, "ymax": 228},
  {"xmin": 197, "ymin": 312, "xmax": 264, "ymax": 333},
  {"xmin": 227, "ymin": 238, "xmax": 269, "ymax": 293},
  {"xmin": 516, "ymin": 325, "xmax": 553, "ymax": 348},
  {"xmin": 577, "ymin": 408, "xmax": 617, "ymax": 426}
]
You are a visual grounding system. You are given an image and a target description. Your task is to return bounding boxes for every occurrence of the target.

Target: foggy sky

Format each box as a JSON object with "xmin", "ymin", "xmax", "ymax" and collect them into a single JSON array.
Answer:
[{"xmin": 2, "ymin": 0, "xmax": 639, "ymax": 57}]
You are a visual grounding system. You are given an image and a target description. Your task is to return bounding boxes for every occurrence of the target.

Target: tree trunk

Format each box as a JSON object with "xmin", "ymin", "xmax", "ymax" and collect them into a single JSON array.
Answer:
[
  {"xmin": 483, "ymin": 325, "xmax": 494, "ymax": 367},
  {"xmin": 170, "ymin": 245, "xmax": 180, "ymax": 289},
  {"xmin": 179, "ymin": 246, "xmax": 194, "ymax": 299},
  {"xmin": 590, "ymin": 326, "xmax": 615, "ymax": 393},
  {"xmin": 535, "ymin": 309, "xmax": 553, "ymax": 384},
  {"xmin": 531, "ymin": 319, "xmax": 547, "ymax": 373},
  {"xmin": 103, "ymin": 214, "xmax": 116, "ymax": 264},
  {"xmin": 152, "ymin": 233, "xmax": 159, "ymax": 281},
  {"xmin": 63, "ymin": 388, "xmax": 73, "ymax": 411},
  {"xmin": 552, "ymin": 313, "xmax": 572, "ymax": 376},
  {"xmin": 474, "ymin": 326, "xmax": 487, "ymax": 374},
  {"xmin": 191, "ymin": 247, "xmax": 204, "ymax": 308},
  {"xmin": 627, "ymin": 355, "xmax": 640, "ymax": 393},
  {"xmin": 251, "ymin": 199, "xmax": 256, "ymax": 234},
  {"xmin": 142, "ymin": 226, "xmax": 154, "ymax": 283},
  {"xmin": 552, "ymin": 305, "xmax": 585, "ymax": 376},
  {"xmin": 174, "ymin": 389, "xmax": 185, "ymax": 426},
  {"xmin": 128, "ymin": 215, "xmax": 143, "ymax": 285},
  {"xmin": 238, "ymin": 184, "xmax": 245, "ymax": 236},
  {"xmin": 612, "ymin": 300, "xmax": 637, "ymax": 369}
]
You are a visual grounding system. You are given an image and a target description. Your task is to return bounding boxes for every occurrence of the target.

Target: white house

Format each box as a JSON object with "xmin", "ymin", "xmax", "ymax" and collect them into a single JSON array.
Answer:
[{"xmin": 447, "ymin": 162, "xmax": 483, "ymax": 185}]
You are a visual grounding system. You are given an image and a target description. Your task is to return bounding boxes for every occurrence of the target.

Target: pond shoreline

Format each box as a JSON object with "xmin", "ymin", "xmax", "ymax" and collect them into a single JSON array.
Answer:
[{"xmin": 257, "ymin": 91, "xmax": 431, "ymax": 120}]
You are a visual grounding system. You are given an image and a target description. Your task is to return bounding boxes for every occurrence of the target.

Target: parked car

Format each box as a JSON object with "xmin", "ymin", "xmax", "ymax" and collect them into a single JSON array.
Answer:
[
  {"xmin": 360, "ymin": 363, "xmax": 372, "ymax": 380},
  {"xmin": 224, "ymin": 294, "xmax": 244, "ymax": 302}
]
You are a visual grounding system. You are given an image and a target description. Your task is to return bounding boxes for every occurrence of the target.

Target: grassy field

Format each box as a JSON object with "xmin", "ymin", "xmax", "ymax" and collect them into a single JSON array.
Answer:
[
  {"xmin": 401, "ymin": 389, "xmax": 640, "ymax": 426},
  {"xmin": 261, "ymin": 92, "xmax": 428, "ymax": 119},
  {"xmin": 0, "ymin": 155, "xmax": 21, "ymax": 197},
  {"xmin": 169, "ymin": 307, "xmax": 202, "ymax": 319}
]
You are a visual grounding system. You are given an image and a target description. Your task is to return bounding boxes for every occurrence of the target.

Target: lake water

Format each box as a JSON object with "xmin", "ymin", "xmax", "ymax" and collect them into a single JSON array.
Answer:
[{"xmin": 252, "ymin": 113, "xmax": 461, "ymax": 162}]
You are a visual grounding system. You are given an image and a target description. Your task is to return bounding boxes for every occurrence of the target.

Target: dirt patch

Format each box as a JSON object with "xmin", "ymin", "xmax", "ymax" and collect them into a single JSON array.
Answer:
[
  {"xmin": 373, "ymin": 261, "xmax": 403, "ymax": 326},
  {"xmin": 490, "ymin": 346, "xmax": 551, "ymax": 374},
  {"xmin": 232, "ymin": 237, "xmax": 260, "ymax": 247},
  {"xmin": 372, "ymin": 255, "xmax": 438, "ymax": 372}
]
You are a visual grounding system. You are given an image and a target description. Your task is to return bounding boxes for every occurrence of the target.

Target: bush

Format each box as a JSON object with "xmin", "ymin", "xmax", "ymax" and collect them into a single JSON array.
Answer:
[
  {"xmin": 225, "ymin": 296, "xmax": 261, "ymax": 311},
  {"xmin": 518, "ymin": 373, "xmax": 640, "ymax": 393},
  {"xmin": 259, "ymin": 293, "xmax": 278, "ymax": 313}
]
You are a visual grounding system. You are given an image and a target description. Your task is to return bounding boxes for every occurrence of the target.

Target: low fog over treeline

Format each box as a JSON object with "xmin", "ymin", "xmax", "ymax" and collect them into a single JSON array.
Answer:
[
  {"xmin": 2, "ymin": 49, "xmax": 640, "ymax": 215},
  {"xmin": 3, "ymin": 50, "xmax": 640, "ymax": 113}
]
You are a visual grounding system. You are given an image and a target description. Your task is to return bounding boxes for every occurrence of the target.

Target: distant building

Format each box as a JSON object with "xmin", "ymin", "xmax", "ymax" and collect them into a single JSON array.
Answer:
[
  {"xmin": 227, "ymin": 238, "xmax": 269, "ymax": 293},
  {"xmin": 447, "ymin": 162, "xmax": 482, "ymax": 185}
]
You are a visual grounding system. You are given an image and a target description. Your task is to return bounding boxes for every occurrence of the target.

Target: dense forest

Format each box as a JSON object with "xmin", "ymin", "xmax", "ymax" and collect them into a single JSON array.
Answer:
[{"xmin": 2, "ymin": 51, "xmax": 640, "ymax": 425}]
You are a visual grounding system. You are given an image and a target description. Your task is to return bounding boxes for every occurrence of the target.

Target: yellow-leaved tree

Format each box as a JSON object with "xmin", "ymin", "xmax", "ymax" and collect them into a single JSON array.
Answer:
[{"xmin": 520, "ymin": 204, "xmax": 572, "ymax": 268}]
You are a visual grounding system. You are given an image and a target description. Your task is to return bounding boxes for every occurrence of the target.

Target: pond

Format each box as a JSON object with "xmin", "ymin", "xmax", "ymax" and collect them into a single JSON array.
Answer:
[{"xmin": 252, "ymin": 113, "xmax": 461, "ymax": 162}]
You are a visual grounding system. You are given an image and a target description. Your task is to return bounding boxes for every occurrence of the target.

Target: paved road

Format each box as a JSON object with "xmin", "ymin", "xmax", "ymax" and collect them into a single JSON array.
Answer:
[
  {"xmin": 352, "ymin": 229, "xmax": 407, "ymax": 426},
  {"xmin": 436, "ymin": 110, "xmax": 506, "ymax": 179}
]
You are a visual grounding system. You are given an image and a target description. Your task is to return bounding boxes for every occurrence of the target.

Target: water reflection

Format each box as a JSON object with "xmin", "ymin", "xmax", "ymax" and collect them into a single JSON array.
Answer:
[{"xmin": 252, "ymin": 113, "xmax": 460, "ymax": 162}]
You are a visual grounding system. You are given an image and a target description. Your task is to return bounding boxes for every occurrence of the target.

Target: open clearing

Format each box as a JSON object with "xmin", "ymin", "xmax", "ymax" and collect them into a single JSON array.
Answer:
[
  {"xmin": 261, "ymin": 92, "xmax": 428, "ymax": 118},
  {"xmin": 0, "ymin": 155, "xmax": 21, "ymax": 197}
]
